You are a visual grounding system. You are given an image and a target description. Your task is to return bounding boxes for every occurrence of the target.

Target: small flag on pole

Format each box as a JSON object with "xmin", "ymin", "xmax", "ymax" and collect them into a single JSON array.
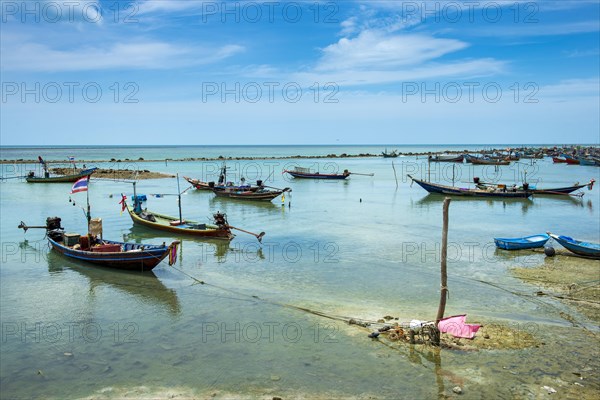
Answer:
[{"xmin": 71, "ymin": 177, "xmax": 89, "ymax": 194}]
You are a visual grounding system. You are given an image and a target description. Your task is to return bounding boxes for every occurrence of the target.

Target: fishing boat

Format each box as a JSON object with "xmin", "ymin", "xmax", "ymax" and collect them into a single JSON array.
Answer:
[
  {"xmin": 428, "ymin": 154, "xmax": 464, "ymax": 163},
  {"xmin": 18, "ymin": 217, "xmax": 179, "ymax": 271},
  {"xmin": 578, "ymin": 157, "xmax": 596, "ymax": 166},
  {"xmin": 381, "ymin": 149, "xmax": 399, "ymax": 158},
  {"xmin": 466, "ymin": 155, "xmax": 510, "ymax": 166},
  {"xmin": 552, "ymin": 157, "xmax": 567, "ymax": 163},
  {"xmin": 123, "ymin": 179, "xmax": 265, "ymax": 240},
  {"xmin": 408, "ymin": 175, "xmax": 532, "ymax": 198},
  {"xmin": 562, "ymin": 154, "xmax": 580, "ymax": 165},
  {"xmin": 494, "ymin": 234, "xmax": 550, "ymax": 250},
  {"xmin": 122, "ymin": 196, "xmax": 234, "ymax": 240},
  {"xmin": 184, "ymin": 176, "xmax": 213, "ymax": 190},
  {"xmin": 475, "ymin": 179, "xmax": 595, "ymax": 195},
  {"xmin": 26, "ymin": 167, "xmax": 97, "ymax": 183},
  {"xmin": 284, "ymin": 167, "xmax": 351, "ymax": 179},
  {"xmin": 547, "ymin": 233, "xmax": 600, "ymax": 259},
  {"xmin": 212, "ymin": 186, "xmax": 290, "ymax": 201}
]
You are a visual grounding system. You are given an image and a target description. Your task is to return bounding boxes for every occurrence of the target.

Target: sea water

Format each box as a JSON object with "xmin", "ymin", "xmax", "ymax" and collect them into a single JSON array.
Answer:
[{"xmin": 1, "ymin": 145, "xmax": 599, "ymax": 398}]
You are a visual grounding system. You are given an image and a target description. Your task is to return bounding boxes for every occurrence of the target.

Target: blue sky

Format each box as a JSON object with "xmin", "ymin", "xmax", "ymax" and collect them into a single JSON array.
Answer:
[{"xmin": 1, "ymin": 0, "xmax": 599, "ymax": 145}]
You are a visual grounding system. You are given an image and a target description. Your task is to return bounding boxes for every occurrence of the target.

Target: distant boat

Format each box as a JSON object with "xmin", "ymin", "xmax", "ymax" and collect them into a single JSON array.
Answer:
[
  {"xmin": 494, "ymin": 234, "xmax": 550, "ymax": 250},
  {"xmin": 578, "ymin": 157, "xmax": 596, "ymax": 166},
  {"xmin": 284, "ymin": 167, "xmax": 351, "ymax": 180},
  {"xmin": 562, "ymin": 154, "xmax": 580, "ymax": 165},
  {"xmin": 552, "ymin": 157, "xmax": 567, "ymax": 163},
  {"xmin": 26, "ymin": 167, "xmax": 97, "ymax": 183},
  {"xmin": 428, "ymin": 154, "xmax": 464, "ymax": 163},
  {"xmin": 408, "ymin": 175, "xmax": 531, "ymax": 198},
  {"xmin": 465, "ymin": 155, "xmax": 510, "ymax": 165},
  {"xmin": 548, "ymin": 233, "xmax": 600, "ymax": 259},
  {"xmin": 18, "ymin": 217, "xmax": 178, "ymax": 271},
  {"xmin": 381, "ymin": 149, "xmax": 399, "ymax": 158}
]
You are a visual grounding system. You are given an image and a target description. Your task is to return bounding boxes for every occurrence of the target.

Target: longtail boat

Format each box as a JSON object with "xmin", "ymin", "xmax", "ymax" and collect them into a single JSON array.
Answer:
[
  {"xmin": 466, "ymin": 156, "xmax": 510, "ymax": 166},
  {"xmin": 212, "ymin": 186, "xmax": 290, "ymax": 201},
  {"xmin": 381, "ymin": 149, "xmax": 399, "ymax": 158},
  {"xmin": 494, "ymin": 234, "xmax": 550, "ymax": 250},
  {"xmin": 284, "ymin": 167, "xmax": 351, "ymax": 179},
  {"xmin": 26, "ymin": 167, "xmax": 97, "ymax": 183},
  {"xmin": 562, "ymin": 154, "xmax": 580, "ymax": 165},
  {"xmin": 408, "ymin": 175, "xmax": 531, "ymax": 198},
  {"xmin": 184, "ymin": 176, "xmax": 213, "ymax": 190},
  {"xmin": 552, "ymin": 157, "xmax": 567, "ymax": 163},
  {"xmin": 578, "ymin": 157, "xmax": 596, "ymax": 166},
  {"xmin": 475, "ymin": 179, "xmax": 595, "ymax": 195},
  {"xmin": 548, "ymin": 232, "xmax": 600, "ymax": 259},
  {"xmin": 18, "ymin": 217, "xmax": 179, "ymax": 271},
  {"xmin": 428, "ymin": 154, "xmax": 464, "ymax": 162},
  {"xmin": 122, "ymin": 197, "xmax": 234, "ymax": 240}
]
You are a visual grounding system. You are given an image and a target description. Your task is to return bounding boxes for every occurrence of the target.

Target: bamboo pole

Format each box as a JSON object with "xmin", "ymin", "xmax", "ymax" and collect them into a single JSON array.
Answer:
[
  {"xmin": 435, "ymin": 197, "xmax": 451, "ymax": 327},
  {"xmin": 392, "ymin": 161, "xmax": 398, "ymax": 188}
]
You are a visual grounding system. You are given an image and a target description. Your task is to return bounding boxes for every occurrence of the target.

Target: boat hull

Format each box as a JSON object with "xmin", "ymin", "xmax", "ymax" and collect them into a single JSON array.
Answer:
[
  {"xmin": 548, "ymin": 233, "xmax": 600, "ymax": 259},
  {"xmin": 428, "ymin": 155, "xmax": 464, "ymax": 162},
  {"xmin": 494, "ymin": 234, "xmax": 550, "ymax": 250},
  {"xmin": 48, "ymin": 237, "xmax": 172, "ymax": 271},
  {"xmin": 26, "ymin": 168, "xmax": 98, "ymax": 183},
  {"xmin": 284, "ymin": 171, "xmax": 349, "ymax": 179},
  {"xmin": 127, "ymin": 206, "xmax": 233, "ymax": 239},
  {"xmin": 409, "ymin": 175, "xmax": 531, "ymax": 198},
  {"xmin": 212, "ymin": 188, "xmax": 286, "ymax": 201}
]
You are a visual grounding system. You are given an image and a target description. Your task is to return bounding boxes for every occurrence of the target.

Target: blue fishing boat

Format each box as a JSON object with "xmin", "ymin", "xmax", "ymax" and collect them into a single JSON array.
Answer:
[
  {"xmin": 18, "ymin": 217, "xmax": 179, "ymax": 271},
  {"xmin": 494, "ymin": 234, "xmax": 550, "ymax": 250},
  {"xmin": 547, "ymin": 233, "xmax": 600, "ymax": 259}
]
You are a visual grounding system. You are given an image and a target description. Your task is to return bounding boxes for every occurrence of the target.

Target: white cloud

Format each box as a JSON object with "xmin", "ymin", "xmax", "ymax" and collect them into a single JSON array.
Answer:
[
  {"xmin": 0, "ymin": 41, "xmax": 244, "ymax": 72},
  {"xmin": 316, "ymin": 30, "xmax": 468, "ymax": 72}
]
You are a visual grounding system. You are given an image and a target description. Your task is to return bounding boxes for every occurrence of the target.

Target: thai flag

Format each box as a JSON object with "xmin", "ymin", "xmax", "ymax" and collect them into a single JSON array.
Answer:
[{"xmin": 70, "ymin": 177, "xmax": 89, "ymax": 194}]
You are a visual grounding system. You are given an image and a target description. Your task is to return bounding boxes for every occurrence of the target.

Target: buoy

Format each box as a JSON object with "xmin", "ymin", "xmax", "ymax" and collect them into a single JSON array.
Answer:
[{"xmin": 544, "ymin": 246, "xmax": 556, "ymax": 257}]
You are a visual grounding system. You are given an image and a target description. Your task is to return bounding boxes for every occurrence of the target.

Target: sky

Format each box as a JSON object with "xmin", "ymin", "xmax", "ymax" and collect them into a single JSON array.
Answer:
[{"xmin": 1, "ymin": 0, "xmax": 599, "ymax": 145}]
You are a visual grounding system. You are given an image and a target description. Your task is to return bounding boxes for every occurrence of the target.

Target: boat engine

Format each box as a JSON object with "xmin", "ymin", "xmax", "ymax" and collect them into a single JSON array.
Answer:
[
  {"xmin": 213, "ymin": 212, "xmax": 228, "ymax": 228},
  {"xmin": 46, "ymin": 217, "xmax": 62, "ymax": 231}
]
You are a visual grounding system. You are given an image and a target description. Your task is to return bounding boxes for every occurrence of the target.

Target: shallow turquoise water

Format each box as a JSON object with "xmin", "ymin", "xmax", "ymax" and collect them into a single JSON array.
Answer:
[{"xmin": 1, "ymin": 147, "xmax": 599, "ymax": 398}]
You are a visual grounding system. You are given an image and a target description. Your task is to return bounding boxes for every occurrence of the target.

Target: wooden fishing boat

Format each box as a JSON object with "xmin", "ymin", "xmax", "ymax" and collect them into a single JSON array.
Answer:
[
  {"xmin": 476, "ymin": 179, "xmax": 595, "ymax": 195},
  {"xmin": 408, "ymin": 175, "xmax": 531, "ymax": 198},
  {"xmin": 428, "ymin": 155, "xmax": 464, "ymax": 162},
  {"xmin": 284, "ymin": 167, "xmax": 351, "ymax": 179},
  {"xmin": 548, "ymin": 233, "xmax": 600, "ymax": 259},
  {"xmin": 578, "ymin": 157, "xmax": 596, "ymax": 166},
  {"xmin": 18, "ymin": 217, "xmax": 179, "ymax": 271},
  {"xmin": 212, "ymin": 186, "xmax": 290, "ymax": 201},
  {"xmin": 26, "ymin": 167, "xmax": 97, "ymax": 183},
  {"xmin": 563, "ymin": 154, "xmax": 580, "ymax": 165},
  {"xmin": 552, "ymin": 157, "xmax": 567, "ymax": 163},
  {"xmin": 494, "ymin": 234, "xmax": 550, "ymax": 250},
  {"xmin": 124, "ymin": 200, "xmax": 234, "ymax": 239},
  {"xmin": 468, "ymin": 156, "xmax": 510, "ymax": 166},
  {"xmin": 381, "ymin": 149, "xmax": 399, "ymax": 158},
  {"xmin": 184, "ymin": 176, "xmax": 213, "ymax": 190}
]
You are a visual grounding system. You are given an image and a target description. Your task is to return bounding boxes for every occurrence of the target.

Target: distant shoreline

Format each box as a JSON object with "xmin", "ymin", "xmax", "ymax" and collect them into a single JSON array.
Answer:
[{"xmin": 2, "ymin": 145, "xmax": 594, "ymax": 164}]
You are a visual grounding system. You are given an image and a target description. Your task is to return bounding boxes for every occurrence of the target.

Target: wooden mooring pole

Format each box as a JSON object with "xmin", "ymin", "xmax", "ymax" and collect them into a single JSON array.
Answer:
[{"xmin": 435, "ymin": 197, "xmax": 451, "ymax": 327}]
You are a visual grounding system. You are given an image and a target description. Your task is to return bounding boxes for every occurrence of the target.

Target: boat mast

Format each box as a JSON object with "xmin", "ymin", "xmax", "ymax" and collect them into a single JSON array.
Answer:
[{"xmin": 177, "ymin": 173, "xmax": 183, "ymax": 223}]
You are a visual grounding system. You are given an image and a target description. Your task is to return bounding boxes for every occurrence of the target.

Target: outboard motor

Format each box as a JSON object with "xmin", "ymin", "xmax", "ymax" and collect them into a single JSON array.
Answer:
[
  {"xmin": 257, "ymin": 180, "xmax": 263, "ymax": 187},
  {"xmin": 473, "ymin": 177, "xmax": 480, "ymax": 184},
  {"xmin": 46, "ymin": 217, "xmax": 62, "ymax": 231},
  {"xmin": 522, "ymin": 182, "xmax": 529, "ymax": 191},
  {"xmin": 208, "ymin": 181, "xmax": 215, "ymax": 188}
]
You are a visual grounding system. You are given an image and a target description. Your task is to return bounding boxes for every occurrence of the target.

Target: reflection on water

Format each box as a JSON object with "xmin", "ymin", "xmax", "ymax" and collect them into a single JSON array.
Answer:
[{"xmin": 46, "ymin": 250, "xmax": 181, "ymax": 316}]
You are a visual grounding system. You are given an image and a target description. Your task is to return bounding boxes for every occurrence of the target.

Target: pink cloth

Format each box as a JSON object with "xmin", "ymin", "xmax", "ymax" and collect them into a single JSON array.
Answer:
[{"xmin": 438, "ymin": 315, "xmax": 481, "ymax": 339}]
